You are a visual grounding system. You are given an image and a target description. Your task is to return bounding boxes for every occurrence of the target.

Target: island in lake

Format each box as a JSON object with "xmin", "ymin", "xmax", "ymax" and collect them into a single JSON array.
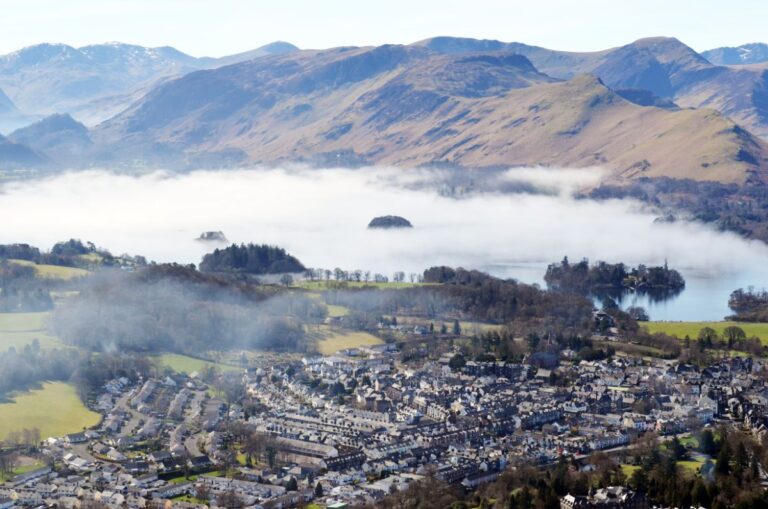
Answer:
[
  {"xmin": 197, "ymin": 231, "xmax": 228, "ymax": 242},
  {"xmin": 368, "ymin": 215, "xmax": 413, "ymax": 229}
]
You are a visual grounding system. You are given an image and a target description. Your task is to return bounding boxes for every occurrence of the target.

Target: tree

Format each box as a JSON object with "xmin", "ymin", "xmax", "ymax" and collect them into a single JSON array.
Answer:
[
  {"xmin": 286, "ymin": 477, "xmax": 298, "ymax": 491},
  {"xmin": 669, "ymin": 436, "xmax": 686, "ymax": 461},
  {"xmin": 723, "ymin": 325, "xmax": 746, "ymax": 348},
  {"xmin": 195, "ymin": 483, "xmax": 211, "ymax": 502},
  {"xmin": 314, "ymin": 481, "xmax": 324, "ymax": 497},
  {"xmin": 699, "ymin": 429, "xmax": 716, "ymax": 455},
  {"xmin": 698, "ymin": 327, "xmax": 718, "ymax": 349},
  {"xmin": 716, "ymin": 440, "xmax": 731, "ymax": 475},
  {"xmin": 626, "ymin": 306, "xmax": 650, "ymax": 322},
  {"xmin": 280, "ymin": 274, "xmax": 294, "ymax": 286},
  {"xmin": 216, "ymin": 490, "xmax": 244, "ymax": 509},
  {"xmin": 448, "ymin": 354, "xmax": 466, "ymax": 371},
  {"xmin": 452, "ymin": 319, "xmax": 461, "ymax": 336}
]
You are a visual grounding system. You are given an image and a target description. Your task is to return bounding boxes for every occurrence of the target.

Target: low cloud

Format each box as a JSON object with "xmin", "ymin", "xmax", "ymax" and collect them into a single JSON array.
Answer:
[{"xmin": 1, "ymin": 166, "xmax": 767, "ymax": 286}]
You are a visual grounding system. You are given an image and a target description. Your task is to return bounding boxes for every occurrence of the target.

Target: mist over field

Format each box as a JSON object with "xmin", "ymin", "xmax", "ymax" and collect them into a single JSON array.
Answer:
[{"xmin": 1, "ymin": 166, "xmax": 767, "ymax": 287}]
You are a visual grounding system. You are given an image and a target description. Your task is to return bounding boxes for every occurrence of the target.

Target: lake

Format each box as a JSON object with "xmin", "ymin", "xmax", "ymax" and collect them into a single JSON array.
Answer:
[{"xmin": 1, "ymin": 167, "xmax": 767, "ymax": 321}]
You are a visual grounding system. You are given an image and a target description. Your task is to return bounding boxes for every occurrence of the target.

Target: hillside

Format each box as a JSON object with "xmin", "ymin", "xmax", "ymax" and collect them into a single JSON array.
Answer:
[
  {"xmin": 0, "ymin": 134, "xmax": 47, "ymax": 169},
  {"xmin": 0, "ymin": 41, "xmax": 299, "ymax": 126},
  {"xmin": 420, "ymin": 36, "xmax": 768, "ymax": 140},
  {"xmin": 9, "ymin": 114, "xmax": 92, "ymax": 163},
  {"xmin": 703, "ymin": 43, "xmax": 768, "ymax": 65},
  {"xmin": 93, "ymin": 45, "xmax": 768, "ymax": 183}
]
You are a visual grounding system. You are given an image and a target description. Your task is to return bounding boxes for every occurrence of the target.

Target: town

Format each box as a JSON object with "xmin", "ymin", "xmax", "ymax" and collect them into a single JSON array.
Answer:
[{"xmin": 2, "ymin": 338, "xmax": 765, "ymax": 509}]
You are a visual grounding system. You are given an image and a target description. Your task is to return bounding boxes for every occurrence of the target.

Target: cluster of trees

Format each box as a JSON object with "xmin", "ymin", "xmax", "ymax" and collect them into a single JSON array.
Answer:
[
  {"xmin": 52, "ymin": 264, "xmax": 324, "ymax": 354},
  {"xmin": 622, "ymin": 428, "xmax": 768, "ymax": 509},
  {"xmin": 367, "ymin": 427, "xmax": 768, "ymax": 509},
  {"xmin": 0, "ymin": 344, "xmax": 81, "ymax": 400},
  {"xmin": 200, "ymin": 244, "xmax": 305, "ymax": 275},
  {"xmin": 728, "ymin": 288, "xmax": 768, "ymax": 322},
  {"xmin": 678, "ymin": 325, "xmax": 764, "ymax": 365},
  {"xmin": 328, "ymin": 267, "xmax": 594, "ymax": 337},
  {"xmin": 544, "ymin": 257, "xmax": 685, "ymax": 301},
  {"xmin": 0, "ymin": 337, "xmax": 152, "ymax": 403},
  {"xmin": 0, "ymin": 261, "xmax": 54, "ymax": 311},
  {"xmin": 302, "ymin": 267, "xmax": 423, "ymax": 284},
  {"xmin": 0, "ymin": 240, "xmax": 142, "ymax": 269},
  {"xmin": 587, "ymin": 177, "xmax": 768, "ymax": 243}
]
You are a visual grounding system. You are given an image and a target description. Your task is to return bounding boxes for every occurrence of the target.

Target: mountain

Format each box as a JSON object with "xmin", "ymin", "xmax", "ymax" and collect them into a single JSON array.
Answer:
[
  {"xmin": 210, "ymin": 41, "xmax": 299, "ymax": 67},
  {"xmin": 8, "ymin": 114, "xmax": 92, "ymax": 163},
  {"xmin": 0, "ymin": 41, "xmax": 299, "ymax": 125},
  {"xmin": 0, "ymin": 133, "xmax": 47, "ymax": 169},
  {"xmin": 0, "ymin": 87, "xmax": 35, "ymax": 134},
  {"xmin": 419, "ymin": 36, "xmax": 768, "ymax": 139},
  {"xmin": 0, "ymin": 88, "xmax": 18, "ymax": 114},
  {"xmin": 703, "ymin": 43, "xmax": 768, "ymax": 65},
  {"xmin": 93, "ymin": 45, "xmax": 768, "ymax": 183}
]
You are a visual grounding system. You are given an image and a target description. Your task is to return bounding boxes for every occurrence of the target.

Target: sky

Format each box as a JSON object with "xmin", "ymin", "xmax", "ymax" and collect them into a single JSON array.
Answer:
[{"xmin": 0, "ymin": 0, "xmax": 765, "ymax": 57}]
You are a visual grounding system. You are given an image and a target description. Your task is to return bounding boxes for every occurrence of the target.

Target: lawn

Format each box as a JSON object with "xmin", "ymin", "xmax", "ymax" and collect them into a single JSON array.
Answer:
[
  {"xmin": 9, "ymin": 259, "xmax": 89, "ymax": 280},
  {"xmin": 306, "ymin": 325, "xmax": 384, "ymax": 355},
  {"xmin": 646, "ymin": 321, "xmax": 768, "ymax": 342},
  {"xmin": 0, "ymin": 382, "xmax": 101, "ymax": 441},
  {"xmin": 679, "ymin": 436, "xmax": 699, "ymax": 448},
  {"xmin": 0, "ymin": 312, "xmax": 62, "ymax": 351},
  {"xmin": 0, "ymin": 458, "xmax": 46, "ymax": 482},
  {"xmin": 621, "ymin": 464, "xmax": 640, "ymax": 477},
  {"xmin": 678, "ymin": 459, "xmax": 705, "ymax": 474},
  {"xmin": 156, "ymin": 353, "xmax": 241, "ymax": 374}
]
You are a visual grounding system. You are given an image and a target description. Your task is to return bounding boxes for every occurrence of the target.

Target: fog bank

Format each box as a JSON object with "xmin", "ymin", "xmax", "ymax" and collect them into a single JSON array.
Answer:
[{"xmin": 2, "ymin": 165, "xmax": 767, "ymax": 320}]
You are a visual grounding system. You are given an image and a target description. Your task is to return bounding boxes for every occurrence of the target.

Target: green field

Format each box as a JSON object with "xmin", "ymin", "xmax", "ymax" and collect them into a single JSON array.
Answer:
[
  {"xmin": 297, "ymin": 280, "xmax": 427, "ymax": 290},
  {"xmin": 156, "ymin": 353, "xmax": 241, "ymax": 374},
  {"xmin": 646, "ymin": 321, "xmax": 768, "ymax": 342},
  {"xmin": 0, "ymin": 382, "xmax": 100, "ymax": 441},
  {"xmin": 0, "ymin": 312, "xmax": 62, "ymax": 351},
  {"xmin": 9, "ymin": 259, "xmax": 90, "ymax": 280},
  {"xmin": 326, "ymin": 304, "xmax": 350, "ymax": 317},
  {"xmin": 306, "ymin": 325, "xmax": 384, "ymax": 355}
]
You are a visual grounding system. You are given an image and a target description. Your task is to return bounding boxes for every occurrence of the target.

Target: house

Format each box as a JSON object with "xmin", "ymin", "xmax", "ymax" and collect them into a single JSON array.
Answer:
[
  {"xmin": 561, "ymin": 487, "xmax": 648, "ymax": 509},
  {"xmin": 65, "ymin": 432, "xmax": 88, "ymax": 444}
]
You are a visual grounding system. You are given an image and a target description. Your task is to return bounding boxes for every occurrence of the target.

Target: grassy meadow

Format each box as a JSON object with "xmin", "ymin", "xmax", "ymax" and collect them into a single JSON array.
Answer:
[
  {"xmin": 645, "ymin": 321, "xmax": 768, "ymax": 342},
  {"xmin": 156, "ymin": 353, "xmax": 241, "ymax": 374},
  {"xmin": 0, "ymin": 311, "xmax": 62, "ymax": 350},
  {"xmin": 0, "ymin": 382, "xmax": 100, "ymax": 440},
  {"xmin": 9, "ymin": 259, "xmax": 89, "ymax": 280},
  {"xmin": 306, "ymin": 325, "xmax": 384, "ymax": 355}
]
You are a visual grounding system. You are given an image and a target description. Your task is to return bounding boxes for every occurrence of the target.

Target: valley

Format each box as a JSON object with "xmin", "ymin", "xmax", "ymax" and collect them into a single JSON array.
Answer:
[{"xmin": 4, "ymin": 6, "xmax": 768, "ymax": 508}]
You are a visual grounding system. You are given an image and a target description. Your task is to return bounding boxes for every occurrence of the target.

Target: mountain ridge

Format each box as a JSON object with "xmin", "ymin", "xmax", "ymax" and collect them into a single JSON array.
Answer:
[
  {"xmin": 88, "ymin": 46, "xmax": 768, "ymax": 184},
  {"xmin": 0, "ymin": 41, "xmax": 300, "ymax": 128}
]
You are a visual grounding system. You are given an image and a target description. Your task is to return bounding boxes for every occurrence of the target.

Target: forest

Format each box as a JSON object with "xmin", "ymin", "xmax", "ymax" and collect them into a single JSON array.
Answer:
[
  {"xmin": 327, "ymin": 267, "xmax": 595, "ymax": 337},
  {"xmin": 586, "ymin": 177, "xmax": 768, "ymax": 243},
  {"xmin": 199, "ymin": 243, "xmax": 306, "ymax": 275}
]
